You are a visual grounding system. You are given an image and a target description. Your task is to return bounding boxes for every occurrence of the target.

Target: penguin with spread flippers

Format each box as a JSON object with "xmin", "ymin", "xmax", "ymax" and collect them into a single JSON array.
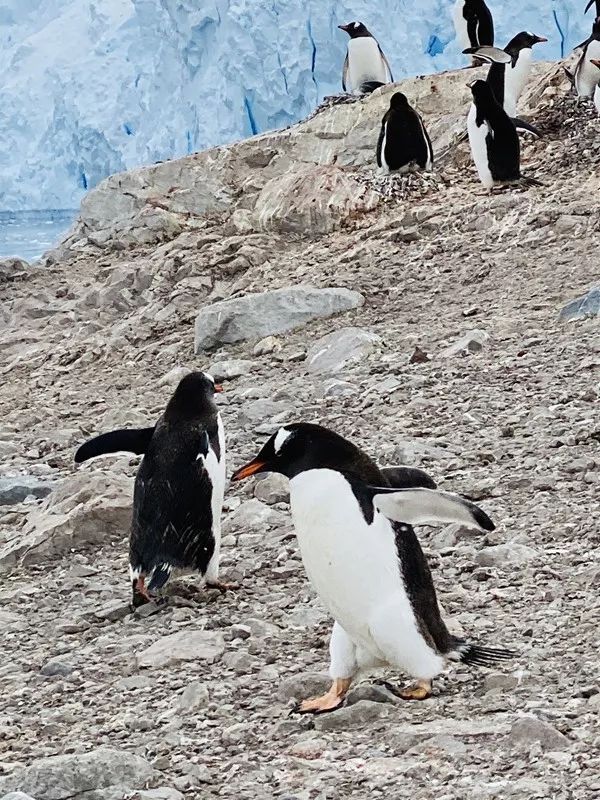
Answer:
[
  {"xmin": 464, "ymin": 32, "xmax": 547, "ymax": 117},
  {"xmin": 572, "ymin": 18, "xmax": 600, "ymax": 97},
  {"xmin": 339, "ymin": 22, "xmax": 393, "ymax": 95},
  {"xmin": 467, "ymin": 80, "xmax": 540, "ymax": 190},
  {"xmin": 75, "ymin": 372, "xmax": 230, "ymax": 606},
  {"xmin": 376, "ymin": 92, "xmax": 434, "ymax": 173},
  {"xmin": 232, "ymin": 423, "xmax": 514, "ymax": 713},
  {"xmin": 453, "ymin": 0, "xmax": 495, "ymax": 64}
]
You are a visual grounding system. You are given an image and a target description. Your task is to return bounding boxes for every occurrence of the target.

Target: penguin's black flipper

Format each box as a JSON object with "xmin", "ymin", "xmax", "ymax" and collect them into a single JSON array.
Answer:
[
  {"xmin": 462, "ymin": 46, "xmax": 511, "ymax": 64},
  {"xmin": 512, "ymin": 117, "xmax": 542, "ymax": 137},
  {"xmin": 75, "ymin": 427, "xmax": 155, "ymax": 463},
  {"xmin": 380, "ymin": 466, "xmax": 437, "ymax": 490},
  {"xmin": 368, "ymin": 486, "xmax": 495, "ymax": 531}
]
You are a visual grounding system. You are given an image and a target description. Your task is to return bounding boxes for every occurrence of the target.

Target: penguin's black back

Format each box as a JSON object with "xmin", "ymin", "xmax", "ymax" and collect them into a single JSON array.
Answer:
[
  {"xmin": 465, "ymin": 0, "xmax": 494, "ymax": 47},
  {"xmin": 129, "ymin": 412, "xmax": 220, "ymax": 585},
  {"xmin": 486, "ymin": 61, "xmax": 506, "ymax": 106},
  {"xmin": 377, "ymin": 96, "xmax": 433, "ymax": 171}
]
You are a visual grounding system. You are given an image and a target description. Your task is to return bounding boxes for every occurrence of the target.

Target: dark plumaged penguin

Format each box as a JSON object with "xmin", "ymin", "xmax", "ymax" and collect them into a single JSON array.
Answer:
[
  {"xmin": 573, "ymin": 18, "xmax": 600, "ymax": 97},
  {"xmin": 376, "ymin": 92, "xmax": 434, "ymax": 174},
  {"xmin": 467, "ymin": 80, "xmax": 539, "ymax": 190},
  {"xmin": 339, "ymin": 22, "xmax": 393, "ymax": 95},
  {"xmin": 453, "ymin": 0, "xmax": 495, "ymax": 62},
  {"xmin": 232, "ymin": 423, "xmax": 514, "ymax": 713},
  {"xmin": 75, "ymin": 372, "xmax": 228, "ymax": 606}
]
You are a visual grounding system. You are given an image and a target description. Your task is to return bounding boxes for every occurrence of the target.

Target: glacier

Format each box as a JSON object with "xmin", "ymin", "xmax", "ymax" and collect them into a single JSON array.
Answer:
[{"xmin": 0, "ymin": 0, "xmax": 590, "ymax": 212}]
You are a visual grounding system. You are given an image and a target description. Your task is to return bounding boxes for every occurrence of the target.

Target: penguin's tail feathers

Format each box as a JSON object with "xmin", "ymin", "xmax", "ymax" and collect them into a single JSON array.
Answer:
[
  {"xmin": 449, "ymin": 638, "xmax": 516, "ymax": 667},
  {"xmin": 148, "ymin": 562, "xmax": 173, "ymax": 592},
  {"xmin": 360, "ymin": 80, "xmax": 385, "ymax": 94}
]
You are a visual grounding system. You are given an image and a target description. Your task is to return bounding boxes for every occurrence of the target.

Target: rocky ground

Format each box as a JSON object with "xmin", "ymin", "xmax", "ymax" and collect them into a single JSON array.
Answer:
[{"xmin": 0, "ymin": 63, "xmax": 599, "ymax": 800}]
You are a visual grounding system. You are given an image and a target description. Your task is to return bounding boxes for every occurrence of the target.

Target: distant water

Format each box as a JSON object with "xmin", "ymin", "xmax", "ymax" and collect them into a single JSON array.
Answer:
[{"xmin": 0, "ymin": 210, "xmax": 77, "ymax": 262}]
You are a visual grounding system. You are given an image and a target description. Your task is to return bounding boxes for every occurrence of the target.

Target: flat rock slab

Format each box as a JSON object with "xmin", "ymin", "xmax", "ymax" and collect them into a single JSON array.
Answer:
[
  {"xmin": 306, "ymin": 327, "xmax": 381, "ymax": 374},
  {"xmin": 194, "ymin": 286, "xmax": 364, "ymax": 351},
  {"xmin": 0, "ymin": 747, "xmax": 157, "ymax": 800},
  {"xmin": 137, "ymin": 629, "xmax": 225, "ymax": 669},
  {"xmin": 559, "ymin": 286, "xmax": 600, "ymax": 320}
]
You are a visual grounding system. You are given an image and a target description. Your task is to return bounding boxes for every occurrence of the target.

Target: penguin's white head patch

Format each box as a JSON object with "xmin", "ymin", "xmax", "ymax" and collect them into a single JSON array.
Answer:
[
  {"xmin": 203, "ymin": 372, "xmax": 215, "ymax": 384},
  {"xmin": 353, "ymin": 21, "xmax": 360, "ymax": 28},
  {"xmin": 274, "ymin": 427, "xmax": 293, "ymax": 454}
]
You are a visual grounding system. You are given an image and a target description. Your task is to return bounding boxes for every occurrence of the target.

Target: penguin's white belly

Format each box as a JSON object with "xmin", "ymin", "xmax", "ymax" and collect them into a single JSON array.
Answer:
[
  {"xmin": 595, "ymin": 84, "xmax": 600, "ymax": 115},
  {"xmin": 453, "ymin": 1, "xmax": 470, "ymax": 50},
  {"xmin": 204, "ymin": 413, "xmax": 226, "ymax": 581},
  {"xmin": 347, "ymin": 38, "xmax": 388, "ymax": 93},
  {"xmin": 505, "ymin": 50, "xmax": 532, "ymax": 116},
  {"xmin": 577, "ymin": 41, "xmax": 600, "ymax": 97},
  {"xmin": 467, "ymin": 104, "xmax": 494, "ymax": 188},
  {"xmin": 290, "ymin": 469, "xmax": 424, "ymax": 659}
]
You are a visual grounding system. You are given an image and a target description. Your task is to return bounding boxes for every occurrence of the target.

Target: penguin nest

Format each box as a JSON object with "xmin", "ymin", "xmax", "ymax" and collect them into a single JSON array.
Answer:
[{"xmin": 356, "ymin": 169, "xmax": 445, "ymax": 203}]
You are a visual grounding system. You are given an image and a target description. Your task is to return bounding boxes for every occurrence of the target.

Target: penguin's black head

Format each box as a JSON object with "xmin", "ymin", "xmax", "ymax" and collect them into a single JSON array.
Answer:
[
  {"xmin": 390, "ymin": 92, "xmax": 409, "ymax": 111},
  {"xmin": 338, "ymin": 21, "xmax": 371, "ymax": 38},
  {"xmin": 231, "ymin": 422, "xmax": 382, "ymax": 483},
  {"xmin": 469, "ymin": 79, "xmax": 495, "ymax": 104},
  {"xmin": 506, "ymin": 31, "xmax": 548, "ymax": 52},
  {"xmin": 165, "ymin": 371, "xmax": 222, "ymax": 420}
]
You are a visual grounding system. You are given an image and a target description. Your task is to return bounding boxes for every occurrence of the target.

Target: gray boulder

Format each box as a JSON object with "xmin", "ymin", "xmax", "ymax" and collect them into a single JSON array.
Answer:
[
  {"xmin": 194, "ymin": 286, "xmax": 364, "ymax": 351},
  {"xmin": 559, "ymin": 286, "xmax": 600, "ymax": 321},
  {"xmin": 137, "ymin": 629, "xmax": 225, "ymax": 669},
  {"xmin": 0, "ymin": 748, "xmax": 157, "ymax": 800},
  {"xmin": 509, "ymin": 715, "xmax": 570, "ymax": 750},
  {"xmin": 306, "ymin": 327, "xmax": 381, "ymax": 374},
  {"xmin": 254, "ymin": 473, "xmax": 290, "ymax": 504},
  {"xmin": 0, "ymin": 476, "xmax": 55, "ymax": 506}
]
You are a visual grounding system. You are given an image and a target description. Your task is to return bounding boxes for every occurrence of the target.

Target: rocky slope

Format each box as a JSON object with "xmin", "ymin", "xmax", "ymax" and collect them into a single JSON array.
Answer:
[{"xmin": 0, "ymin": 62, "xmax": 599, "ymax": 800}]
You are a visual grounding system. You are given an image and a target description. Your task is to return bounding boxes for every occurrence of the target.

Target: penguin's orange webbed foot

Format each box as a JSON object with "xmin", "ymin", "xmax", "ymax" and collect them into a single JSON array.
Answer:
[
  {"xmin": 398, "ymin": 679, "xmax": 432, "ymax": 701},
  {"xmin": 295, "ymin": 678, "xmax": 352, "ymax": 715}
]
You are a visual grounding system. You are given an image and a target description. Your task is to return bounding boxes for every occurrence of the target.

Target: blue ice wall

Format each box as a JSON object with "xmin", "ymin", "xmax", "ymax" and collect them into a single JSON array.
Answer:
[{"xmin": 0, "ymin": 0, "xmax": 590, "ymax": 210}]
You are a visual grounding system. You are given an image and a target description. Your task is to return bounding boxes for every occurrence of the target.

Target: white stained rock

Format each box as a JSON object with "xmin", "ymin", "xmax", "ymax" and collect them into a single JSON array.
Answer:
[{"xmin": 306, "ymin": 327, "xmax": 381, "ymax": 374}]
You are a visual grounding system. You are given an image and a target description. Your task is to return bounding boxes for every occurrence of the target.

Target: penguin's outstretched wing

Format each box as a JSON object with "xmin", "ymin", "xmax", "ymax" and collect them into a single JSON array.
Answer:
[
  {"xmin": 75, "ymin": 427, "xmax": 155, "ymax": 463},
  {"xmin": 512, "ymin": 117, "xmax": 542, "ymax": 137},
  {"xmin": 368, "ymin": 486, "xmax": 495, "ymax": 531},
  {"xmin": 462, "ymin": 46, "xmax": 511, "ymax": 64},
  {"xmin": 342, "ymin": 53, "xmax": 349, "ymax": 92},
  {"xmin": 380, "ymin": 466, "xmax": 437, "ymax": 490}
]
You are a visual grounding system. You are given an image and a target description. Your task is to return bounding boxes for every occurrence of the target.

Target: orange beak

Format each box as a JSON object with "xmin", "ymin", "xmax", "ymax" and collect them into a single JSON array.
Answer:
[
  {"xmin": 231, "ymin": 460, "xmax": 267, "ymax": 481},
  {"xmin": 214, "ymin": 384, "xmax": 223, "ymax": 393}
]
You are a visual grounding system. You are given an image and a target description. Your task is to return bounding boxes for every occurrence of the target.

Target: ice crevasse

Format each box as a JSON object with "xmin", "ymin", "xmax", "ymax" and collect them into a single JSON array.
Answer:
[{"xmin": 0, "ymin": 0, "xmax": 589, "ymax": 211}]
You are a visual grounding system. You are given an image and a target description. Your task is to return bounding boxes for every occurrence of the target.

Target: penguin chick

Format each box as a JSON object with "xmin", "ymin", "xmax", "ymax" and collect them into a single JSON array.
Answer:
[
  {"xmin": 75, "ymin": 372, "xmax": 230, "ymax": 606},
  {"xmin": 232, "ymin": 423, "xmax": 515, "ymax": 714},
  {"xmin": 339, "ymin": 21, "xmax": 393, "ymax": 95},
  {"xmin": 376, "ymin": 92, "xmax": 434, "ymax": 174}
]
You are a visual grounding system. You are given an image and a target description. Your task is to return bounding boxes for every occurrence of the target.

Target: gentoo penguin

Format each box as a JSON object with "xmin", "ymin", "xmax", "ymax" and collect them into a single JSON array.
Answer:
[
  {"xmin": 75, "ymin": 372, "xmax": 229, "ymax": 605},
  {"xmin": 232, "ymin": 423, "xmax": 514, "ymax": 712},
  {"xmin": 467, "ymin": 80, "xmax": 539, "ymax": 190},
  {"xmin": 453, "ymin": 0, "xmax": 494, "ymax": 62},
  {"xmin": 572, "ymin": 18, "xmax": 600, "ymax": 97},
  {"xmin": 376, "ymin": 92, "xmax": 434, "ymax": 173},
  {"xmin": 338, "ymin": 22, "xmax": 393, "ymax": 95},
  {"xmin": 465, "ymin": 32, "xmax": 547, "ymax": 116},
  {"xmin": 591, "ymin": 59, "xmax": 600, "ymax": 112}
]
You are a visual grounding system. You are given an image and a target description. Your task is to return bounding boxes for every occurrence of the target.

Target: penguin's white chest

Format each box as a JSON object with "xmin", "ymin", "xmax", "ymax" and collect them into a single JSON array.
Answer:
[
  {"xmin": 289, "ymin": 469, "xmax": 408, "ymax": 648},
  {"xmin": 346, "ymin": 38, "xmax": 388, "ymax": 93},
  {"xmin": 505, "ymin": 50, "xmax": 532, "ymax": 115},
  {"xmin": 577, "ymin": 40, "xmax": 600, "ymax": 97},
  {"xmin": 467, "ymin": 104, "xmax": 494, "ymax": 188},
  {"xmin": 595, "ymin": 83, "xmax": 600, "ymax": 115},
  {"xmin": 452, "ymin": 0, "xmax": 470, "ymax": 50}
]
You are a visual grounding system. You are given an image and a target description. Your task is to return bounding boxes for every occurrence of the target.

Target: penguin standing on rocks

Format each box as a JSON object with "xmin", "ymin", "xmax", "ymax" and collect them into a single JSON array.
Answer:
[
  {"xmin": 572, "ymin": 18, "xmax": 600, "ymax": 98},
  {"xmin": 232, "ymin": 423, "xmax": 514, "ymax": 713},
  {"xmin": 376, "ymin": 92, "xmax": 434, "ymax": 173},
  {"xmin": 467, "ymin": 79, "xmax": 539, "ymax": 190},
  {"xmin": 464, "ymin": 32, "xmax": 548, "ymax": 116},
  {"xmin": 338, "ymin": 22, "xmax": 393, "ymax": 94},
  {"xmin": 75, "ymin": 372, "xmax": 230, "ymax": 606},
  {"xmin": 453, "ymin": 0, "xmax": 495, "ymax": 62}
]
